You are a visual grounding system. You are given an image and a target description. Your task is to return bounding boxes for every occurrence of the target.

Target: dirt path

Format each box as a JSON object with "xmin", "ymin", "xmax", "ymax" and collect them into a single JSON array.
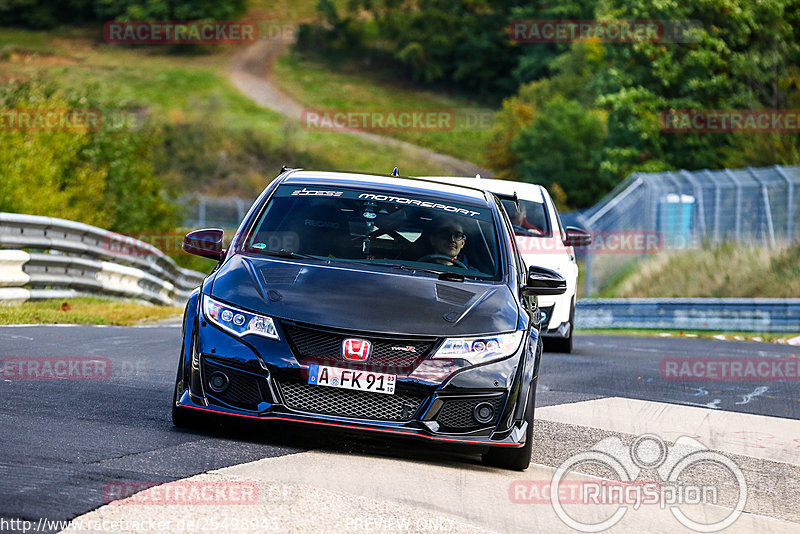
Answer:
[{"xmin": 227, "ymin": 39, "xmax": 493, "ymax": 177}]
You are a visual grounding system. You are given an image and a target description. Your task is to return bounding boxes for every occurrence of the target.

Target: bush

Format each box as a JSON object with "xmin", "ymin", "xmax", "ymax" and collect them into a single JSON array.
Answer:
[{"xmin": 0, "ymin": 79, "xmax": 180, "ymax": 234}]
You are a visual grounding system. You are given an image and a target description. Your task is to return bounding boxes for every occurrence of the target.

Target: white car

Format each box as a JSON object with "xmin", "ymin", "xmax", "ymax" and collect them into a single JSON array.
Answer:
[{"xmin": 415, "ymin": 176, "xmax": 590, "ymax": 353}]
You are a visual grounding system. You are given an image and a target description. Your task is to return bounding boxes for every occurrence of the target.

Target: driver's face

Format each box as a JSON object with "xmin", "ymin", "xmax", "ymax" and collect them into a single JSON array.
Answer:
[{"xmin": 431, "ymin": 223, "xmax": 466, "ymax": 257}]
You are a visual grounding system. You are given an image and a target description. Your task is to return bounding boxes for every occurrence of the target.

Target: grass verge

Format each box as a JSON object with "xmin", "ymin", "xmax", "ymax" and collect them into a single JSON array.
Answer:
[
  {"xmin": 0, "ymin": 298, "xmax": 183, "ymax": 326},
  {"xmin": 273, "ymin": 50, "xmax": 494, "ymax": 165},
  {"xmin": 606, "ymin": 242, "xmax": 800, "ymax": 298}
]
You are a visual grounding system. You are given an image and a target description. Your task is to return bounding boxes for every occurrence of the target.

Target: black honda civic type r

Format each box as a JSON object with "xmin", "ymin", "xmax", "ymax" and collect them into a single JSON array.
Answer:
[{"xmin": 172, "ymin": 169, "xmax": 565, "ymax": 470}]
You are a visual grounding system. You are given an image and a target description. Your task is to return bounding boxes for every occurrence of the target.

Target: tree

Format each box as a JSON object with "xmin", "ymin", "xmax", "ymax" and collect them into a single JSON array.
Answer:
[
  {"xmin": 0, "ymin": 0, "xmax": 247, "ymax": 29},
  {"xmin": 0, "ymin": 80, "xmax": 179, "ymax": 234},
  {"xmin": 512, "ymin": 96, "xmax": 608, "ymax": 208}
]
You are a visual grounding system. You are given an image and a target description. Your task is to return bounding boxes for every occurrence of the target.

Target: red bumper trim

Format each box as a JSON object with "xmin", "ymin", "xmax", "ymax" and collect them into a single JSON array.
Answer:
[{"xmin": 180, "ymin": 404, "xmax": 520, "ymax": 447}]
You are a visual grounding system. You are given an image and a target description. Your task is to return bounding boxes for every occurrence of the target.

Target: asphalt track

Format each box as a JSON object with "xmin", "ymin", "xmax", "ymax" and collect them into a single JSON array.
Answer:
[{"xmin": 1, "ymin": 326, "xmax": 798, "ymax": 532}]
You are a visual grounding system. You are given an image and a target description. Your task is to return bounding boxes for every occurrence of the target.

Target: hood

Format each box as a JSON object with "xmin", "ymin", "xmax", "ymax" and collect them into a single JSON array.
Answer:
[{"xmin": 209, "ymin": 255, "xmax": 519, "ymax": 336}]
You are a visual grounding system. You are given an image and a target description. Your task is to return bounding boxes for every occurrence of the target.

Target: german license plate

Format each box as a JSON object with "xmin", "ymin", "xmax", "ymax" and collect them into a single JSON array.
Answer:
[{"xmin": 308, "ymin": 364, "xmax": 396, "ymax": 395}]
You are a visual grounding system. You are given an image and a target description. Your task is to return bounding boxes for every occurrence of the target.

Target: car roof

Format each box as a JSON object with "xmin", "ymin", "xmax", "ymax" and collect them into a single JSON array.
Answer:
[
  {"xmin": 414, "ymin": 176, "xmax": 545, "ymax": 203},
  {"xmin": 281, "ymin": 170, "xmax": 493, "ymax": 205}
]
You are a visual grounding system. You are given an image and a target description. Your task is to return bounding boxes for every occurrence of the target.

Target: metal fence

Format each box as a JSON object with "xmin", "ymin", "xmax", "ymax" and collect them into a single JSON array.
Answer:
[
  {"xmin": 577, "ymin": 164, "xmax": 800, "ymax": 295},
  {"xmin": 0, "ymin": 213, "xmax": 206, "ymax": 306},
  {"xmin": 576, "ymin": 298, "xmax": 800, "ymax": 332},
  {"xmin": 182, "ymin": 195, "xmax": 253, "ymax": 230}
]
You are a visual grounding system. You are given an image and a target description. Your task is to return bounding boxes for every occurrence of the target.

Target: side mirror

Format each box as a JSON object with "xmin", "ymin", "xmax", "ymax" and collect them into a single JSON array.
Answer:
[
  {"xmin": 565, "ymin": 226, "xmax": 592, "ymax": 247},
  {"xmin": 183, "ymin": 228, "xmax": 225, "ymax": 260},
  {"xmin": 522, "ymin": 265, "xmax": 567, "ymax": 296}
]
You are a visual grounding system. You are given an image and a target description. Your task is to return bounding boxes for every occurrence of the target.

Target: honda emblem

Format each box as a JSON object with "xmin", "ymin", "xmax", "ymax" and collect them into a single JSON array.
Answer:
[{"xmin": 342, "ymin": 338, "xmax": 371, "ymax": 361}]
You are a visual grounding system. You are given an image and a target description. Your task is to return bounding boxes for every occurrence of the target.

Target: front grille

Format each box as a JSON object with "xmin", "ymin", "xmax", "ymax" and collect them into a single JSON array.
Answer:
[
  {"xmin": 436, "ymin": 395, "xmax": 506, "ymax": 432},
  {"xmin": 282, "ymin": 322, "xmax": 436, "ymax": 372},
  {"xmin": 203, "ymin": 359, "xmax": 267, "ymax": 410},
  {"xmin": 279, "ymin": 381, "xmax": 425, "ymax": 422}
]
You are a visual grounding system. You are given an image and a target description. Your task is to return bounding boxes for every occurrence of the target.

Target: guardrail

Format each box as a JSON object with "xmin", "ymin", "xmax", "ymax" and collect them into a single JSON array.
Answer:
[
  {"xmin": 0, "ymin": 213, "xmax": 207, "ymax": 306},
  {"xmin": 576, "ymin": 298, "xmax": 800, "ymax": 332}
]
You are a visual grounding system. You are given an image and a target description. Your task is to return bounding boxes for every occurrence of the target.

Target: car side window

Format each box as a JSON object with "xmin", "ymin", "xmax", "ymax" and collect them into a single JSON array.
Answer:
[
  {"xmin": 545, "ymin": 193, "xmax": 566, "ymax": 243},
  {"xmin": 495, "ymin": 197, "xmax": 528, "ymax": 292}
]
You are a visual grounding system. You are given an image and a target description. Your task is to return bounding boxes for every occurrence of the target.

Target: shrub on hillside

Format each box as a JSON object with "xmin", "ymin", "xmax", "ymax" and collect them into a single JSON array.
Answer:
[{"xmin": 0, "ymin": 80, "xmax": 180, "ymax": 234}]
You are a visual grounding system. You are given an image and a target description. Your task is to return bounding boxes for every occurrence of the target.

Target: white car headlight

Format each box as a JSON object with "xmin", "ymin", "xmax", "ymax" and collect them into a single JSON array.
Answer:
[
  {"xmin": 431, "ymin": 331, "xmax": 524, "ymax": 366},
  {"xmin": 202, "ymin": 295, "xmax": 279, "ymax": 340}
]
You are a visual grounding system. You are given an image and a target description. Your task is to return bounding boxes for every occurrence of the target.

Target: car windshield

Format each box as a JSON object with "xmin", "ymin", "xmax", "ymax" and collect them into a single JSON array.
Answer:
[
  {"xmin": 244, "ymin": 184, "xmax": 503, "ymax": 280},
  {"xmin": 501, "ymin": 199, "xmax": 550, "ymax": 237}
]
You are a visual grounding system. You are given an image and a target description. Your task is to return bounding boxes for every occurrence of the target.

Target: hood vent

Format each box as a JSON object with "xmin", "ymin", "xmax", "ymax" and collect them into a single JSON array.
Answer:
[
  {"xmin": 259, "ymin": 267, "xmax": 301, "ymax": 286},
  {"xmin": 435, "ymin": 284, "xmax": 475, "ymax": 307}
]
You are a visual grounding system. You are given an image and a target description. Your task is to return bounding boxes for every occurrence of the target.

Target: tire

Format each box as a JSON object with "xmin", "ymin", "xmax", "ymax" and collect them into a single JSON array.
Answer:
[
  {"xmin": 172, "ymin": 402, "xmax": 203, "ymax": 428},
  {"xmin": 545, "ymin": 299, "xmax": 574, "ymax": 353},
  {"xmin": 482, "ymin": 378, "xmax": 536, "ymax": 471}
]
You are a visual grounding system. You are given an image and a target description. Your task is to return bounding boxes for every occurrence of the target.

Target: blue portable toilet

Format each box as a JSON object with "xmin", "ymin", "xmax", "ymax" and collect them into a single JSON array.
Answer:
[{"xmin": 659, "ymin": 194, "xmax": 695, "ymax": 247}]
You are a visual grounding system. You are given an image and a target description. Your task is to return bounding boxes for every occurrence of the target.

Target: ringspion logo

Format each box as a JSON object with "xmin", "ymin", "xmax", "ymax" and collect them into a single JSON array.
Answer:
[{"xmin": 517, "ymin": 434, "xmax": 747, "ymax": 532}]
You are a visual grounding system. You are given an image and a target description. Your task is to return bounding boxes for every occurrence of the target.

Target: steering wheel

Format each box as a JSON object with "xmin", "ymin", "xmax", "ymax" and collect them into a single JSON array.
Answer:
[{"xmin": 416, "ymin": 254, "xmax": 467, "ymax": 269}]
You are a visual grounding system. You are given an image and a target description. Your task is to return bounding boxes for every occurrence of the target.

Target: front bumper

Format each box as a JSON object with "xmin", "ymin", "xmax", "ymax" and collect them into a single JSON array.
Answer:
[
  {"xmin": 177, "ymin": 390, "xmax": 528, "ymax": 447},
  {"xmin": 176, "ymin": 314, "xmax": 535, "ymax": 448},
  {"xmin": 541, "ymin": 319, "xmax": 571, "ymax": 339}
]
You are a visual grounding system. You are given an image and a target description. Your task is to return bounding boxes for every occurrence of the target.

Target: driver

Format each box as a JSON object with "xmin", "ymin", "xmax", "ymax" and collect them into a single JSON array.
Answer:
[
  {"xmin": 417, "ymin": 216, "xmax": 467, "ymax": 266},
  {"xmin": 505, "ymin": 202, "xmax": 542, "ymax": 235}
]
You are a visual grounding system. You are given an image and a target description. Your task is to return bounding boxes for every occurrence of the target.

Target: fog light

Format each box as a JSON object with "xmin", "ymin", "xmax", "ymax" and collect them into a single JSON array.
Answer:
[
  {"xmin": 473, "ymin": 402, "xmax": 495, "ymax": 424},
  {"xmin": 208, "ymin": 371, "xmax": 229, "ymax": 393}
]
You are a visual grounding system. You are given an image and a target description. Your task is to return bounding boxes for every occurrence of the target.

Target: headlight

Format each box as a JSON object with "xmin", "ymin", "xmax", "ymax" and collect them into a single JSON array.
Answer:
[
  {"xmin": 202, "ymin": 295, "xmax": 279, "ymax": 340},
  {"xmin": 409, "ymin": 331, "xmax": 524, "ymax": 384},
  {"xmin": 431, "ymin": 331, "xmax": 524, "ymax": 365}
]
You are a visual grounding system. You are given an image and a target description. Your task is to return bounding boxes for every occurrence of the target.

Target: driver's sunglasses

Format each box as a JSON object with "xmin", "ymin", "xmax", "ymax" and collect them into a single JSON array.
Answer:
[{"xmin": 438, "ymin": 230, "xmax": 467, "ymax": 241}]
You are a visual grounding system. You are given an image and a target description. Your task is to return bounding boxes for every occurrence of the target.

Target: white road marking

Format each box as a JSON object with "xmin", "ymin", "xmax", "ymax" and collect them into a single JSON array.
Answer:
[
  {"xmin": 736, "ymin": 386, "xmax": 770, "ymax": 405},
  {"xmin": 683, "ymin": 398, "xmax": 722, "ymax": 409}
]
